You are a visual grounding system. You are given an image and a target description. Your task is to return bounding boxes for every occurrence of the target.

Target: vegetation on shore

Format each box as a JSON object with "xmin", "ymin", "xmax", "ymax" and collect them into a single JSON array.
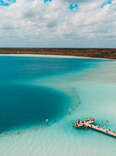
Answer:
[{"xmin": 0, "ymin": 48, "xmax": 116, "ymax": 59}]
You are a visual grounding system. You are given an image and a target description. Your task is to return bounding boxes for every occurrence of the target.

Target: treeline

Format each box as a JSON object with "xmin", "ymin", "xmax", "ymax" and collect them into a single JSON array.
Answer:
[{"xmin": 0, "ymin": 48, "xmax": 116, "ymax": 59}]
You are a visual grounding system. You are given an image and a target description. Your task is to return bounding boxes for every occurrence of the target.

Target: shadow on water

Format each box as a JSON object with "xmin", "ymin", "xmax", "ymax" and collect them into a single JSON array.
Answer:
[{"xmin": 0, "ymin": 84, "xmax": 71, "ymax": 132}]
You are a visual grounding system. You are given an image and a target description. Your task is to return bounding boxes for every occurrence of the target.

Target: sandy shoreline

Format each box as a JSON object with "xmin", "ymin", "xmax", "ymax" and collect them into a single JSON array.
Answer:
[{"xmin": 0, "ymin": 54, "xmax": 111, "ymax": 60}]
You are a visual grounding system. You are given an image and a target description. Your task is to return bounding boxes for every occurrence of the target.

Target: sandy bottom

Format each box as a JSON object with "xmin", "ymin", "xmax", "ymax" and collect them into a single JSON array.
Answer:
[{"xmin": 0, "ymin": 58, "xmax": 116, "ymax": 156}]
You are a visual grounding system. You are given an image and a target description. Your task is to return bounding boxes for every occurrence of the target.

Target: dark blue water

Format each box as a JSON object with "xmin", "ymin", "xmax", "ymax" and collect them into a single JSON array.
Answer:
[
  {"xmin": 0, "ymin": 84, "xmax": 71, "ymax": 132},
  {"xmin": 0, "ymin": 56, "xmax": 106, "ymax": 132}
]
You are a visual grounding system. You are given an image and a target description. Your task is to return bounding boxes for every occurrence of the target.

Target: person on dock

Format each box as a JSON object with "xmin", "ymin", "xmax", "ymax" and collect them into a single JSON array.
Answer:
[
  {"xmin": 73, "ymin": 122, "xmax": 75, "ymax": 127},
  {"xmin": 73, "ymin": 122, "xmax": 76, "ymax": 127},
  {"xmin": 90, "ymin": 118, "xmax": 95, "ymax": 122},
  {"xmin": 83, "ymin": 125, "xmax": 88, "ymax": 129},
  {"xmin": 77, "ymin": 118, "xmax": 80, "ymax": 124},
  {"xmin": 85, "ymin": 118, "xmax": 89, "ymax": 122}
]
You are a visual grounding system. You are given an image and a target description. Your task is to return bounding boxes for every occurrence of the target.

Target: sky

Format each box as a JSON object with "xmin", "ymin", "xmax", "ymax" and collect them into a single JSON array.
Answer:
[{"xmin": 0, "ymin": 0, "xmax": 115, "ymax": 48}]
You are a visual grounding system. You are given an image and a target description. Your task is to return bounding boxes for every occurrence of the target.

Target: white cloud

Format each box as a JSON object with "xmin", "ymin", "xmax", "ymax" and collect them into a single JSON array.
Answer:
[{"xmin": 0, "ymin": 0, "xmax": 115, "ymax": 47}]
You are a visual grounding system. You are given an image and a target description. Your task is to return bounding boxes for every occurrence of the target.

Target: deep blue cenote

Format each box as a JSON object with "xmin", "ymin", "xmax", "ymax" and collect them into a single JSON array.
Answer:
[{"xmin": 0, "ymin": 56, "xmax": 105, "ymax": 132}]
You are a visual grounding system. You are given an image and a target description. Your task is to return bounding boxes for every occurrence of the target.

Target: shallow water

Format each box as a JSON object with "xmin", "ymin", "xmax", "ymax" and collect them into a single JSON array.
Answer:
[{"xmin": 0, "ymin": 56, "xmax": 116, "ymax": 156}]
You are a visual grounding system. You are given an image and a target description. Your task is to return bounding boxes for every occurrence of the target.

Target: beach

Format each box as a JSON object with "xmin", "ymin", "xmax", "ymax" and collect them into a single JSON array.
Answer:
[{"xmin": 0, "ymin": 48, "xmax": 116, "ymax": 59}]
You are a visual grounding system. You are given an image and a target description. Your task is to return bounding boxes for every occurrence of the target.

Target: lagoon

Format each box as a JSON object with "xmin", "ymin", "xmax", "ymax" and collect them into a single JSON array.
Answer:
[{"xmin": 0, "ymin": 55, "xmax": 116, "ymax": 156}]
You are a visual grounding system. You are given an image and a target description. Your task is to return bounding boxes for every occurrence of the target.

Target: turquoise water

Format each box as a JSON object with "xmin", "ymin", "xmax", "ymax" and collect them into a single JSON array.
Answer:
[
  {"xmin": 0, "ymin": 56, "xmax": 101, "ymax": 83},
  {"xmin": 0, "ymin": 56, "xmax": 116, "ymax": 156}
]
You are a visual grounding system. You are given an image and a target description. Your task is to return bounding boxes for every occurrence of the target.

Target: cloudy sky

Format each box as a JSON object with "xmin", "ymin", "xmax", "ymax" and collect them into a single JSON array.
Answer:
[{"xmin": 0, "ymin": 0, "xmax": 115, "ymax": 48}]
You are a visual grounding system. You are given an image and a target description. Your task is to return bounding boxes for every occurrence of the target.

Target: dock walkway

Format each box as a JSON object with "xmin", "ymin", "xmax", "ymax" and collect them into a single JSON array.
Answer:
[{"xmin": 73, "ymin": 118, "xmax": 116, "ymax": 138}]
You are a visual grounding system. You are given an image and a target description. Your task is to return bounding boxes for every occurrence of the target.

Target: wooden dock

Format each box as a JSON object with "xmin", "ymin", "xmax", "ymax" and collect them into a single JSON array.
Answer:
[{"xmin": 73, "ymin": 118, "xmax": 116, "ymax": 138}]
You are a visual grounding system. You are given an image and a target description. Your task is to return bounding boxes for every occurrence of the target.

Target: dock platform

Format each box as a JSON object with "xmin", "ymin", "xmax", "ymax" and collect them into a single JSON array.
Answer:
[{"xmin": 73, "ymin": 118, "xmax": 116, "ymax": 138}]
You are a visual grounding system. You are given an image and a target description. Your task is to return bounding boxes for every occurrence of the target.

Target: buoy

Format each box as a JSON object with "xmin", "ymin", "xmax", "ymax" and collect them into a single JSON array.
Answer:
[{"xmin": 45, "ymin": 118, "xmax": 48, "ymax": 124}]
